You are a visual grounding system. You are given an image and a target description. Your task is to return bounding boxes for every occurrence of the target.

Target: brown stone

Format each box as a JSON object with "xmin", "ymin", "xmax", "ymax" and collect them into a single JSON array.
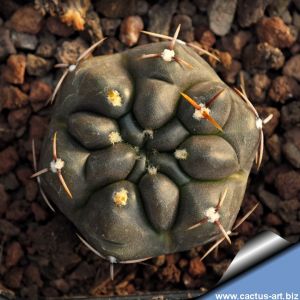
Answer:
[
  {"xmin": 31, "ymin": 202, "xmax": 48, "ymax": 221},
  {"xmin": 24, "ymin": 264, "xmax": 43, "ymax": 288},
  {"xmin": 0, "ymin": 184, "xmax": 9, "ymax": 215},
  {"xmin": 248, "ymin": 74, "xmax": 271, "ymax": 103},
  {"xmin": 29, "ymin": 115, "xmax": 49, "ymax": 140},
  {"xmin": 5, "ymin": 241, "xmax": 24, "ymax": 268},
  {"xmin": 7, "ymin": 5, "xmax": 44, "ymax": 34},
  {"xmin": 4, "ymin": 267, "xmax": 23, "ymax": 289},
  {"xmin": 283, "ymin": 54, "xmax": 300, "ymax": 82},
  {"xmin": 256, "ymin": 17, "xmax": 297, "ymax": 48},
  {"xmin": 120, "ymin": 16, "xmax": 144, "ymax": 47},
  {"xmin": 256, "ymin": 106, "xmax": 280, "ymax": 137},
  {"xmin": 0, "ymin": 146, "xmax": 19, "ymax": 175},
  {"xmin": 29, "ymin": 80, "xmax": 52, "ymax": 103},
  {"xmin": 2, "ymin": 54, "xmax": 26, "ymax": 84},
  {"xmin": 0, "ymin": 86, "xmax": 29, "ymax": 110},
  {"xmin": 26, "ymin": 54, "xmax": 53, "ymax": 77},
  {"xmin": 46, "ymin": 16, "xmax": 74, "ymax": 37},
  {"xmin": 275, "ymin": 170, "xmax": 300, "ymax": 200},
  {"xmin": 269, "ymin": 76, "xmax": 300, "ymax": 103},
  {"xmin": 188, "ymin": 257, "xmax": 206, "ymax": 277},
  {"xmin": 7, "ymin": 106, "xmax": 31, "ymax": 129}
]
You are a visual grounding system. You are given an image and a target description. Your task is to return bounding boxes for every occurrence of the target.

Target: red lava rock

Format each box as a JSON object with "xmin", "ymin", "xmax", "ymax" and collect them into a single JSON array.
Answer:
[
  {"xmin": 256, "ymin": 106, "xmax": 280, "ymax": 137},
  {"xmin": 7, "ymin": 107, "xmax": 32, "ymax": 129},
  {"xmin": 256, "ymin": 17, "xmax": 297, "ymax": 48},
  {"xmin": 278, "ymin": 199, "xmax": 300, "ymax": 222},
  {"xmin": 29, "ymin": 80, "xmax": 52, "ymax": 103},
  {"xmin": 36, "ymin": 33, "xmax": 57, "ymax": 58},
  {"xmin": 283, "ymin": 128, "xmax": 300, "ymax": 168},
  {"xmin": 0, "ymin": 86, "xmax": 29, "ymax": 110},
  {"xmin": 283, "ymin": 54, "xmax": 300, "ymax": 81},
  {"xmin": 6, "ymin": 200, "xmax": 31, "ymax": 222},
  {"xmin": 0, "ymin": 184, "xmax": 9, "ymax": 215},
  {"xmin": 221, "ymin": 31, "xmax": 251, "ymax": 59},
  {"xmin": 281, "ymin": 101, "xmax": 300, "ymax": 129},
  {"xmin": 231, "ymin": 239, "xmax": 245, "ymax": 255},
  {"xmin": 237, "ymin": 0, "xmax": 271, "ymax": 28},
  {"xmin": 24, "ymin": 264, "xmax": 43, "ymax": 288},
  {"xmin": 285, "ymin": 221, "xmax": 300, "ymax": 235},
  {"xmin": 31, "ymin": 202, "xmax": 48, "ymax": 221},
  {"xmin": 51, "ymin": 279, "xmax": 70, "ymax": 293},
  {"xmin": 26, "ymin": 54, "xmax": 53, "ymax": 77},
  {"xmin": 7, "ymin": 5, "xmax": 44, "ymax": 34},
  {"xmin": 16, "ymin": 167, "xmax": 38, "ymax": 201},
  {"xmin": 243, "ymin": 43, "xmax": 285, "ymax": 71},
  {"xmin": 0, "ymin": 146, "xmax": 19, "ymax": 175},
  {"xmin": 2, "ymin": 54, "xmax": 26, "ymax": 84},
  {"xmin": 236, "ymin": 220, "xmax": 255, "ymax": 236},
  {"xmin": 29, "ymin": 115, "xmax": 49, "ymax": 140},
  {"xmin": 46, "ymin": 16, "xmax": 75, "ymax": 37},
  {"xmin": 5, "ymin": 241, "xmax": 24, "ymax": 268},
  {"xmin": 247, "ymin": 74, "xmax": 271, "ymax": 103},
  {"xmin": 69, "ymin": 261, "xmax": 96, "ymax": 281},
  {"xmin": 188, "ymin": 257, "xmax": 206, "ymax": 277},
  {"xmin": 211, "ymin": 259, "xmax": 231, "ymax": 276},
  {"xmin": 120, "ymin": 16, "xmax": 144, "ymax": 47},
  {"xmin": 101, "ymin": 18, "xmax": 121, "ymax": 37},
  {"xmin": 4, "ymin": 267, "xmax": 24, "ymax": 289},
  {"xmin": 265, "ymin": 213, "xmax": 282, "ymax": 226},
  {"xmin": 42, "ymin": 287, "xmax": 59, "ymax": 298},
  {"xmin": 275, "ymin": 170, "xmax": 300, "ymax": 200},
  {"xmin": 269, "ymin": 76, "xmax": 300, "ymax": 103},
  {"xmin": 221, "ymin": 60, "xmax": 241, "ymax": 84}
]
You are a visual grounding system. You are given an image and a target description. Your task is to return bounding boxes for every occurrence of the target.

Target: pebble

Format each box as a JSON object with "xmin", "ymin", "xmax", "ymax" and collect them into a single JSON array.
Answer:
[
  {"xmin": 243, "ymin": 43, "xmax": 285, "ymax": 71},
  {"xmin": 26, "ymin": 54, "xmax": 54, "ymax": 77},
  {"xmin": 283, "ymin": 128, "xmax": 300, "ymax": 168},
  {"xmin": 221, "ymin": 31, "xmax": 252, "ymax": 59},
  {"xmin": 0, "ymin": 184, "xmax": 9, "ymax": 215},
  {"xmin": 281, "ymin": 101, "xmax": 300, "ymax": 129},
  {"xmin": 278, "ymin": 199, "xmax": 300, "ymax": 222},
  {"xmin": 195, "ymin": 26, "xmax": 216, "ymax": 48},
  {"xmin": 208, "ymin": 0, "xmax": 237, "ymax": 36},
  {"xmin": 46, "ymin": 17, "xmax": 74, "ymax": 37},
  {"xmin": 285, "ymin": 221, "xmax": 300, "ymax": 235},
  {"xmin": 248, "ymin": 74, "xmax": 271, "ymax": 103},
  {"xmin": 8, "ymin": 107, "xmax": 31, "ymax": 129},
  {"xmin": 69, "ymin": 261, "xmax": 96, "ymax": 281},
  {"xmin": 0, "ymin": 86, "xmax": 29, "ymax": 110},
  {"xmin": 11, "ymin": 31, "xmax": 38, "ymax": 50},
  {"xmin": 51, "ymin": 279, "xmax": 70, "ymax": 293},
  {"xmin": 188, "ymin": 257, "xmax": 206, "ymax": 277},
  {"xmin": 0, "ymin": 146, "xmax": 19, "ymax": 175},
  {"xmin": 211, "ymin": 259, "xmax": 231, "ymax": 276},
  {"xmin": 147, "ymin": 0, "xmax": 178, "ymax": 42},
  {"xmin": 275, "ymin": 170, "xmax": 300, "ymax": 200},
  {"xmin": 31, "ymin": 202, "xmax": 48, "ymax": 221},
  {"xmin": 283, "ymin": 54, "xmax": 300, "ymax": 81},
  {"xmin": 179, "ymin": 0, "xmax": 197, "ymax": 16},
  {"xmin": 256, "ymin": 106, "xmax": 280, "ymax": 137},
  {"xmin": 96, "ymin": 0, "xmax": 137, "ymax": 18},
  {"xmin": 237, "ymin": 0, "xmax": 271, "ymax": 27},
  {"xmin": 172, "ymin": 14, "xmax": 194, "ymax": 43},
  {"xmin": 7, "ymin": 5, "xmax": 44, "ymax": 35},
  {"xmin": 0, "ymin": 28, "xmax": 16, "ymax": 61},
  {"xmin": 101, "ymin": 18, "xmax": 121, "ymax": 37},
  {"xmin": 4, "ymin": 267, "xmax": 23, "ymax": 289},
  {"xmin": 55, "ymin": 37, "xmax": 88, "ymax": 64},
  {"xmin": 221, "ymin": 59, "xmax": 241, "ymax": 84},
  {"xmin": 266, "ymin": 134, "xmax": 282, "ymax": 163},
  {"xmin": 6, "ymin": 200, "xmax": 31, "ymax": 222},
  {"xmin": 29, "ymin": 80, "xmax": 52, "ymax": 103},
  {"xmin": 0, "ymin": 219, "xmax": 20, "ymax": 236},
  {"xmin": 36, "ymin": 33, "xmax": 57, "ymax": 58},
  {"xmin": 24, "ymin": 264, "xmax": 43, "ymax": 288},
  {"xmin": 29, "ymin": 116, "xmax": 49, "ymax": 140},
  {"xmin": 0, "ymin": 172, "xmax": 19, "ymax": 191},
  {"xmin": 265, "ymin": 213, "xmax": 282, "ymax": 226},
  {"xmin": 120, "ymin": 16, "xmax": 144, "ymax": 47},
  {"xmin": 2, "ymin": 54, "xmax": 26, "ymax": 84},
  {"xmin": 256, "ymin": 16, "xmax": 297, "ymax": 48},
  {"xmin": 5, "ymin": 241, "xmax": 24, "ymax": 268},
  {"xmin": 269, "ymin": 76, "xmax": 300, "ymax": 103}
]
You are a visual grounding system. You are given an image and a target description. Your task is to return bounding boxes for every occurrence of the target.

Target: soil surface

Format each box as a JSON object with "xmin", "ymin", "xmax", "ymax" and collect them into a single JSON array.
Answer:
[{"xmin": 0, "ymin": 0, "xmax": 299, "ymax": 299}]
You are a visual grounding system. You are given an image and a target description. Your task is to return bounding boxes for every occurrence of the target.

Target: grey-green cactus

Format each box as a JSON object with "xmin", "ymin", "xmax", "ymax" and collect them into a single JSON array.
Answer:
[{"xmin": 33, "ymin": 30, "xmax": 263, "ymax": 265}]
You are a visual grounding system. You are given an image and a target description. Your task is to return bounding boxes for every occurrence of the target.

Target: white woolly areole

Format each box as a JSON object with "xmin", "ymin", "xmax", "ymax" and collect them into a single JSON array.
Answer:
[
  {"xmin": 174, "ymin": 149, "xmax": 188, "ymax": 160},
  {"xmin": 161, "ymin": 49, "xmax": 175, "ymax": 62},
  {"xmin": 68, "ymin": 64, "xmax": 76, "ymax": 72},
  {"xmin": 143, "ymin": 129, "xmax": 154, "ymax": 139},
  {"xmin": 192, "ymin": 104, "xmax": 211, "ymax": 120},
  {"xmin": 147, "ymin": 165, "xmax": 157, "ymax": 175},
  {"xmin": 113, "ymin": 188, "xmax": 128, "ymax": 207},
  {"xmin": 109, "ymin": 131, "xmax": 123, "ymax": 144},
  {"xmin": 50, "ymin": 158, "xmax": 65, "ymax": 173},
  {"xmin": 204, "ymin": 207, "xmax": 220, "ymax": 223},
  {"xmin": 108, "ymin": 256, "xmax": 117, "ymax": 263},
  {"xmin": 106, "ymin": 89, "xmax": 122, "ymax": 107},
  {"xmin": 256, "ymin": 118, "xmax": 263, "ymax": 129}
]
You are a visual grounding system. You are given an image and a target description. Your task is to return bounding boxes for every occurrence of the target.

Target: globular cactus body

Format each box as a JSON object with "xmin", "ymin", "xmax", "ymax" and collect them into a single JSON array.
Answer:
[{"xmin": 37, "ymin": 41, "xmax": 260, "ymax": 262}]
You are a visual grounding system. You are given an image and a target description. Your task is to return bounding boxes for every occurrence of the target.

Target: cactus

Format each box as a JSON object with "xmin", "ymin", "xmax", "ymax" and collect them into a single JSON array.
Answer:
[{"xmin": 32, "ymin": 27, "xmax": 265, "ymax": 267}]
